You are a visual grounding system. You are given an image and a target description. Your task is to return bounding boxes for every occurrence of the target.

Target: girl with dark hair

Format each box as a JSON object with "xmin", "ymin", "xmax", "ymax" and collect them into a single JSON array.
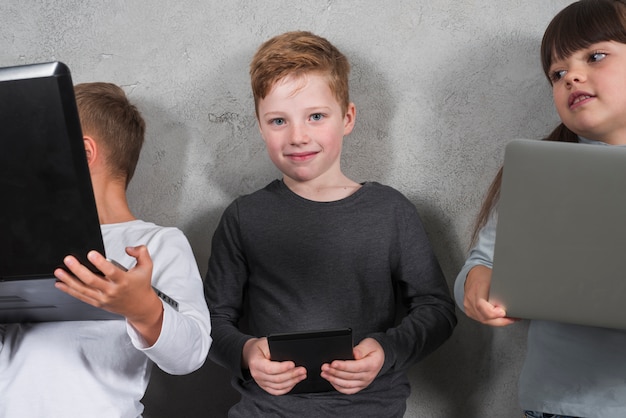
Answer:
[{"xmin": 455, "ymin": 1, "xmax": 626, "ymax": 417}]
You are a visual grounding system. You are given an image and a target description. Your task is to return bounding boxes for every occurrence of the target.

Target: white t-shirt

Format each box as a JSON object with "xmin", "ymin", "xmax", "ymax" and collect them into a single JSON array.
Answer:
[{"xmin": 0, "ymin": 220, "xmax": 212, "ymax": 418}]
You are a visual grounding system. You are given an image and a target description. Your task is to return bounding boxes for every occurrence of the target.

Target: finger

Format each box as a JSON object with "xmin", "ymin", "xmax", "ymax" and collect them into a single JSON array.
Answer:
[
  {"xmin": 476, "ymin": 299, "xmax": 505, "ymax": 316},
  {"xmin": 352, "ymin": 346, "xmax": 365, "ymax": 361},
  {"xmin": 59, "ymin": 255, "xmax": 109, "ymax": 289},
  {"xmin": 322, "ymin": 369, "xmax": 367, "ymax": 385},
  {"xmin": 55, "ymin": 280, "xmax": 101, "ymax": 306},
  {"xmin": 325, "ymin": 375, "xmax": 366, "ymax": 394},
  {"xmin": 327, "ymin": 360, "xmax": 371, "ymax": 380},
  {"xmin": 254, "ymin": 366, "xmax": 306, "ymax": 395},
  {"xmin": 53, "ymin": 264, "xmax": 83, "ymax": 286},
  {"xmin": 54, "ymin": 267, "xmax": 102, "ymax": 306},
  {"xmin": 260, "ymin": 357, "xmax": 304, "ymax": 378},
  {"xmin": 484, "ymin": 316, "xmax": 518, "ymax": 327},
  {"xmin": 261, "ymin": 377, "xmax": 304, "ymax": 395},
  {"xmin": 325, "ymin": 359, "xmax": 362, "ymax": 374},
  {"xmin": 59, "ymin": 254, "xmax": 89, "ymax": 277},
  {"xmin": 322, "ymin": 361, "xmax": 373, "ymax": 392},
  {"xmin": 86, "ymin": 250, "xmax": 121, "ymax": 279},
  {"xmin": 125, "ymin": 245, "xmax": 153, "ymax": 271},
  {"xmin": 476, "ymin": 303, "xmax": 518, "ymax": 326},
  {"xmin": 57, "ymin": 254, "xmax": 120, "ymax": 300},
  {"xmin": 267, "ymin": 365, "xmax": 307, "ymax": 383},
  {"xmin": 54, "ymin": 267, "xmax": 89, "ymax": 296}
]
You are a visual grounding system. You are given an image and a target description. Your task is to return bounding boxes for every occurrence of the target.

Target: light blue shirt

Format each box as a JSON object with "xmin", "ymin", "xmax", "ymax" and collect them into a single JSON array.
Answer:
[{"xmin": 454, "ymin": 138, "xmax": 626, "ymax": 417}]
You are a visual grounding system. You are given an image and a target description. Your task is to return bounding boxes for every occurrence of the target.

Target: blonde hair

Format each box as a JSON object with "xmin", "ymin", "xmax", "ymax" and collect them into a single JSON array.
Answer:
[
  {"xmin": 250, "ymin": 31, "xmax": 351, "ymax": 117},
  {"xmin": 74, "ymin": 82, "xmax": 145, "ymax": 187}
]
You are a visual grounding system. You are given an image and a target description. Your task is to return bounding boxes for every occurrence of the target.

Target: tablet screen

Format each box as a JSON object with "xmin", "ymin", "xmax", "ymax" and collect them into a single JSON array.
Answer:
[{"xmin": 268, "ymin": 328, "xmax": 353, "ymax": 393}]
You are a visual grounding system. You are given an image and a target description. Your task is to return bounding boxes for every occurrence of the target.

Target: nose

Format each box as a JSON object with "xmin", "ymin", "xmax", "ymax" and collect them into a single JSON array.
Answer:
[
  {"xmin": 564, "ymin": 65, "xmax": 586, "ymax": 86},
  {"xmin": 290, "ymin": 122, "xmax": 310, "ymax": 145}
]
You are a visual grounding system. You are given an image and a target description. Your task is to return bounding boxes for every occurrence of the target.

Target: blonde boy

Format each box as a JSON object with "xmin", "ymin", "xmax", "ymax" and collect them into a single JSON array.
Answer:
[
  {"xmin": 0, "ymin": 83, "xmax": 211, "ymax": 417},
  {"xmin": 205, "ymin": 31, "xmax": 456, "ymax": 417}
]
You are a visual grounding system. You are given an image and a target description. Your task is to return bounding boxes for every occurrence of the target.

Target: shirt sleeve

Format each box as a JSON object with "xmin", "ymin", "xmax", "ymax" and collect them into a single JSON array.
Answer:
[
  {"xmin": 453, "ymin": 211, "xmax": 497, "ymax": 313},
  {"xmin": 368, "ymin": 201, "xmax": 457, "ymax": 375},
  {"xmin": 127, "ymin": 228, "xmax": 212, "ymax": 375},
  {"xmin": 0, "ymin": 325, "xmax": 5, "ymax": 352},
  {"xmin": 203, "ymin": 202, "xmax": 252, "ymax": 379}
]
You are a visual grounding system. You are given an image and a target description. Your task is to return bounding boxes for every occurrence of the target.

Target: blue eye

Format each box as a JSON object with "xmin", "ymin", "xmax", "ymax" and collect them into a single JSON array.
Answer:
[
  {"xmin": 590, "ymin": 52, "xmax": 607, "ymax": 62},
  {"xmin": 310, "ymin": 113, "xmax": 323, "ymax": 121},
  {"xmin": 271, "ymin": 118, "xmax": 285, "ymax": 126}
]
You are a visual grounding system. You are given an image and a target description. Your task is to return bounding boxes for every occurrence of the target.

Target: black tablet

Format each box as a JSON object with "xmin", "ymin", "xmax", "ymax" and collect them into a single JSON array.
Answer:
[{"xmin": 267, "ymin": 328, "xmax": 353, "ymax": 394}]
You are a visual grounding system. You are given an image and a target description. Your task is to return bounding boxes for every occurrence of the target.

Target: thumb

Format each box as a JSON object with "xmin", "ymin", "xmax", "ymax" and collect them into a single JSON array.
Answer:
[
  {"xmin": 353, "ymin": 346, "xmax": 365, "ymax": 361},
  {"xmin": 125, "ymin": 245, "xmax": 153, "ymax": 270}
]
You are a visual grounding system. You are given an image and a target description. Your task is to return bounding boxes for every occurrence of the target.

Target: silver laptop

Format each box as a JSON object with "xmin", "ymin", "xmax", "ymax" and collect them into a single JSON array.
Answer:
[
  {"xmin": 490, "ymin": 139, "xmax": 626, "ymax": 329},
  {"xmin": 0, "ymin": 61, "xmax": 121, "ymax": 322}
]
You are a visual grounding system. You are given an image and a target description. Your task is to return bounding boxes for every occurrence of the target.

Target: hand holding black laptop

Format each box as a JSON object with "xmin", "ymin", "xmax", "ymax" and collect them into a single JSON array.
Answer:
[{"xmin": 54, "ymin": 246, "xmax": 165, "ymax": 345}]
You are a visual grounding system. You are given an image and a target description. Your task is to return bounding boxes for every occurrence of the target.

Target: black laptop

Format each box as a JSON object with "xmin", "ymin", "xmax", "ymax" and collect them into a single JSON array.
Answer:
[{"xmin": 0, "ymin": 61, "xmax": 121, "ymax": 322}]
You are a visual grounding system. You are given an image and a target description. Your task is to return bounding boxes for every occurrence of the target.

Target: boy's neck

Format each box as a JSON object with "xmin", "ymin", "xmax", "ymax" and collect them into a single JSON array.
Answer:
[
  {"xmin": 92, "ymin": 177, "xmax": 137, "ymax": 225},
  {"xmin": 283, "ymin": 175, "xmax": 361, "ymax": 202}
]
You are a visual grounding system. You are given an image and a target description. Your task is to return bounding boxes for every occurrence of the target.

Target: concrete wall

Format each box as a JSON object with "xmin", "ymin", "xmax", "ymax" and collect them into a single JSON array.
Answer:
[{"xmin": 1, "ymin": 1, "xmax": 572, "ymax": 416}]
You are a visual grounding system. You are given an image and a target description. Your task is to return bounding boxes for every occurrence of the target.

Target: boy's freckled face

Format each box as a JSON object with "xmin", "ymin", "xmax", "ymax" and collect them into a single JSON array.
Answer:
[{"xmin": 257, "ymin": 73, "xmax": 355, "ymax": 186}]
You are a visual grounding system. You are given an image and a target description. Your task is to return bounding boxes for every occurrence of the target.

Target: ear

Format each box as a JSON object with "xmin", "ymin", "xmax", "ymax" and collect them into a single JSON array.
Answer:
[
  {"xmin": 257, "ymin": 118, "xmax": 267, "ymax": 142},
  {"xmin": 343, "ymin": 102, "xmax": 356, "ymax": 136},
  {"xmin": 83, "ymin": 136, "xmax": 98, "ymax": 166}
]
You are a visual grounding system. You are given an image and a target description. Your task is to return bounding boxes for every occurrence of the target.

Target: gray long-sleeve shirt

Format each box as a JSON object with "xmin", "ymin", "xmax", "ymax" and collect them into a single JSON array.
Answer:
[{"xmin": 205, "ymin": 180, "xmax": 456, "ymax": 417}]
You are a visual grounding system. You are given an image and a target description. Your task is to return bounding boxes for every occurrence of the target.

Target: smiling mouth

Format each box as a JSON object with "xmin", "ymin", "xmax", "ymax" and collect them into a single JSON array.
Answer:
[
  {"xmin": 287, "ymin": 151, "xmax": 318, "ymax": 161},
  {"xmin": 569, "ymin": 93, "xmax": 594, "ymax": 107}
]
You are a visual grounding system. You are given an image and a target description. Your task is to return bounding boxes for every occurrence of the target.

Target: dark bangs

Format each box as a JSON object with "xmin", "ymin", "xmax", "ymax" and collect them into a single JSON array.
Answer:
[{"xmin": 541, "ymin": 0, "xmax": 626, "ymax": 80}]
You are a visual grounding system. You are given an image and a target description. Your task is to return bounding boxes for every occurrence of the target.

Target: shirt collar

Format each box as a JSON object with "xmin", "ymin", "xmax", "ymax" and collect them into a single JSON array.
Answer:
[{"xmin": 578, "ymin": 136, "xmax": 626, "ymax": 147}]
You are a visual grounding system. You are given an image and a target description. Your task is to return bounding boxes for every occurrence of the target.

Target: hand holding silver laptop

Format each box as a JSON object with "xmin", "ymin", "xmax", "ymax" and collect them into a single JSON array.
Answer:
[
  {"xmin": 463, "ymin": 265, "xmax": 517, "ymax": 327},
  {"xmin": 489, "ymin": 139, "xmax": 626, "ymax": 330}
]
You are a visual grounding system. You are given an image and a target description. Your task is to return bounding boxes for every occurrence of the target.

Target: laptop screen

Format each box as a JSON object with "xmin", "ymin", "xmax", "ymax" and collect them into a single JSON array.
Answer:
[{"xmin": 0, "ymin": 62, "xmax": 104, "ymax": 280}]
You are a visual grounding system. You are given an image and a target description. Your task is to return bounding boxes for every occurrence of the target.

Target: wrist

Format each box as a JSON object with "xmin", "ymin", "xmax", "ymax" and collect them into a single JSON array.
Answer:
[
  {"xmin": 242, "ymin": 337, "xmax": 258, "ymax": 369},
  {"xmin": 127, "ymin": 291, "xmax": 164, "ymax": 346}
]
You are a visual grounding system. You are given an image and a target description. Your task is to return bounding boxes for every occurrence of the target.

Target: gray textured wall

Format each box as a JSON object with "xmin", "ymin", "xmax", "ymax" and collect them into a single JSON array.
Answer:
[{"xmin": 2, "ymin": 1, "xmax": 572, "ymax": 416}]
